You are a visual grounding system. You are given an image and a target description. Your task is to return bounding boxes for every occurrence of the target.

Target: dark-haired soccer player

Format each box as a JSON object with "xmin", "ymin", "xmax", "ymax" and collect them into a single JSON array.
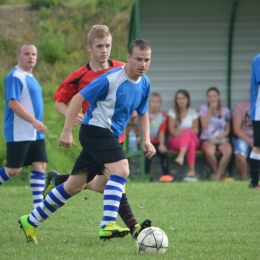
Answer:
[
  {"xmin": 43, "ymin": 25, "xmax": 151, "ymax": 239},
  {"xmin": 19, "ymin": 38, "xmax": 156, "ymax": 244}
]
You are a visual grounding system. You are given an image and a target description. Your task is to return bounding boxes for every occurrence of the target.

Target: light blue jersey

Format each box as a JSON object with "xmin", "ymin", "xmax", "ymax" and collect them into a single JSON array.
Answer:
[
  {"xmin": 4, "ymin": 66, "xmax": 44, "ymax": 142},
  {"xmin": 250, "ymin": 54, "xmax": 260, "ymax": 121},
  {"xmin": 80, "ymin": 66, "xmax": 150, "ymax": 139}
]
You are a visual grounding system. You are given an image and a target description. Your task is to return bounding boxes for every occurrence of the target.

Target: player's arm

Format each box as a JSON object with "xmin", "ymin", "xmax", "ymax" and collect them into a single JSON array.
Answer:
[
  {"xmin": 8, "ymin": 99, "xmax": 47, "ymax": 133},
  {"xmin": 59, "ymin": 93, "xmax": 85, "ymax": 148},
  {"xmin": 54, "ymin": 74, "xmax": 84, "ymax": 126},
  {"xmin": 137, "ymin": 112, "xmax": 156, "ymax": 158},
  {"xmin": 55, "ymin": 101, "xmax": 84, "ymax": 126}
]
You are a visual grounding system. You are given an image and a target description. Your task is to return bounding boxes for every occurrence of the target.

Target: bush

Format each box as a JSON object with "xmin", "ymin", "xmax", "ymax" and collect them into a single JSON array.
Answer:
[{"xmin": 26, "ymin": 0, "xmax": 62, "ymax": 9}]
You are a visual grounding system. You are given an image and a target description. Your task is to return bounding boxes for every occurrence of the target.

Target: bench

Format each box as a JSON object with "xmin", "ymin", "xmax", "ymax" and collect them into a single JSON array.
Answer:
[{"xmin": 166, "ymin": 149, "xmax": 222, "ymax": 159}]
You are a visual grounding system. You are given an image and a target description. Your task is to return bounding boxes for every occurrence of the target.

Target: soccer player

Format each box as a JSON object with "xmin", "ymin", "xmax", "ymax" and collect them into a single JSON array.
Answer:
[
  {"xmin": 18, "ymin": 38, "xmax": 156, "ymax": 244},
  {"xmin": 249, "ymin": 54, "xmax": 260, "ymax": 189},
  {"xmin": 0, "ymin": 44, "xmax": 47, "ymax": 208},
  {"xmin": 43, "ymin": 25, "xmax": 151, "ymax": 238}
]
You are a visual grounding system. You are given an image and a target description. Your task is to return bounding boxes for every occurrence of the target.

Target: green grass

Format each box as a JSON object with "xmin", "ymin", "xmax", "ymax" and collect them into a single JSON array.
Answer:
[{"xmin": 0, "ymin": 181, "xmax": 259, "ymax": 259}]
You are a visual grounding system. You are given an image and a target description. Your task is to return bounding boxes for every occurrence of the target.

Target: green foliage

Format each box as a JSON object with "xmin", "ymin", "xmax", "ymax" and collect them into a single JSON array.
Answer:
[
  {"xmin": 0, "ymin": 0, "xmax": 134, "ymax": 175},
  {"xmin": 26, "ymin": 0, "xmax": 62, "ymax": 9},
  {"xmin": 1, "ymin": 182, "xmax": 260, "ymax": 259}
]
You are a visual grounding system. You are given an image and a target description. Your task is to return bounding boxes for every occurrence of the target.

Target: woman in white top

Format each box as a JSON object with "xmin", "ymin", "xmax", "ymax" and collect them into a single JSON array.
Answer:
[
  {"xmin": 199, "ymin": 87, "xmax": 232, "ymax": 181},
  {"xmin": 168, "ymin": 89, "xmax": 199, "ymax": 178}
]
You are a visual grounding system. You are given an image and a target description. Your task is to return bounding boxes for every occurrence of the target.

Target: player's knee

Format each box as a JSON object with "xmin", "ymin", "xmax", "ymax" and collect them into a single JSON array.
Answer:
[{"xmin": 6, "ymin": 167, "xmax": 22, "ymax": 177}]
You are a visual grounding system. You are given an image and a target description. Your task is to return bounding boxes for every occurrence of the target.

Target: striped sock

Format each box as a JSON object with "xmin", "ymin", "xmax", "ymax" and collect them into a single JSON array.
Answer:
[
  {"xmin": 28, "ymin": 184, "xmax": 71, "ymax": 227},
  {"xmin": 30, "ymin": 170, "xmax": 45, "ymax": 208},
  {"xmin": 0, "ymin": 167, "xmax": 10, "ymax": 185},
  {"xmin": 101, "ymin": 174, "xmax": 126, "ymax": 228}
]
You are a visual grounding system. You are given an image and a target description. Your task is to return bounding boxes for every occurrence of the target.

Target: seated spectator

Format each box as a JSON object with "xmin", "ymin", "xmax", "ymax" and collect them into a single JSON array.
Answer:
[
  {"xmin": 199, "ymin": 86, "xmax": 232, "ymax": 181},
  {"xmin": 146, "ymin": 93, "xmax": 173, "ymax": 182},
  {"xmin": 232, "ymin": 96, "xmax": 252, "ymax": 180},
  {"xmin": 167, "ymin": 89, "xmax": 200, "ymax": 181}
]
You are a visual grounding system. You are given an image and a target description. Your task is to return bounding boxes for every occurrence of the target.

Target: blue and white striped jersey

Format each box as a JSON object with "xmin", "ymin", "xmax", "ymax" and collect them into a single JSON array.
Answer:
[
  {"xmin": 80, "ymin": 66, "xmax": 150, "ymax": 139},
  {"xmin": 250, "ymin": 54, "xmax": 260, "ymax": 121},
  {"xmin": 4, "ymin": 66, "xmax": 44, "ymax": 142}
]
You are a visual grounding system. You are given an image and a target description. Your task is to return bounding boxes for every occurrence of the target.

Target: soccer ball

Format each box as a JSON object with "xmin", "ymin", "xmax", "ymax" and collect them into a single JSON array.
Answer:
[{"xmin": 136, "ymin": 226, "xmax": 168, "ymax": 254}]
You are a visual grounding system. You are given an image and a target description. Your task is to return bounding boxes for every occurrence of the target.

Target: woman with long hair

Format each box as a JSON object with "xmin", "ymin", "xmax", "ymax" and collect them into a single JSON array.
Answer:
[
  {"xmin": 199, "ymin": 87, "xmax": 232, "ymax": 181},
  {"xmin": 167, "ymin": 89, "xmax": 200, "ymax": 180}
]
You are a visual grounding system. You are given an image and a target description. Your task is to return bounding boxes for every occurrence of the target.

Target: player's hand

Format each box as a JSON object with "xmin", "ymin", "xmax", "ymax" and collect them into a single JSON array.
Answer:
[
  {"xmin": 74, "ymin": 113, "xmax": 84, "ymax": 126},
  {"xmin": 142, "ymin": 141, "xmax": 156, "ymax": 159},
  {"xmin": 32, "ymin": 120, "xmax": 47, "ymax": 133},
  {"xmin": 132, "ymin": 111, "xmax": 137, "ymax": 126},
  {"xmin": 59, "ymin": 130, "xmax": 76, "ymax": 148}
]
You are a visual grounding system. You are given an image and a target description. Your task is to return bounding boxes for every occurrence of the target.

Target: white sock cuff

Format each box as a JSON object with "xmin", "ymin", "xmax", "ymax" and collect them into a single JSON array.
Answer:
[{"xmin": 249, "ymin": 152, "xmax": 260, "ymax": 160}]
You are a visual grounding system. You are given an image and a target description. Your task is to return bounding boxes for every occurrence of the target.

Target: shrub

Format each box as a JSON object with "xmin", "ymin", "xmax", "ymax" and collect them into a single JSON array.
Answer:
[{"xmin": 26, "ymin": 0, "xmax": 62, "ymax": 9}]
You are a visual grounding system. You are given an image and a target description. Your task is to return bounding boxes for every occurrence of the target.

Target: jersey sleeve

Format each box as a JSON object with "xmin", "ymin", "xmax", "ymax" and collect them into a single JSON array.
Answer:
[
  {"xmin": 136, "ymin": 77, "xmax": 150, "ymax": 115},
  {"xmin": 253, "ymin": 55, "xmax": 260, "ymax": 83},
  {"xmin": 53, "ymin": 71, "xmax": 81, "ymax": 104},
  {"xmin": 4, "ymin": 75, "xmax": 23, "ymax": 102},
  {"xmin": 79, "ymin": 75, "xmax": 109, "ymax": 103}
]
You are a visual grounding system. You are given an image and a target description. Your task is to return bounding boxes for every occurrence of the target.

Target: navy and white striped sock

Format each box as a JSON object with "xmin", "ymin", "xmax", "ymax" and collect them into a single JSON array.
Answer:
[
  {"xmin": 30, "ymin": 170, "xmax": 45, "ymax": 208},
  {"xmin": 28, "ymin": 183, "xmax": 71, "ymax": 227},
  {"xmin": 0, "ymin": 167, "xmax": 10, "ymax": 185},
  {"xmin": 101, "ymin": 174, "xmax": 126, "ymax": 228}
]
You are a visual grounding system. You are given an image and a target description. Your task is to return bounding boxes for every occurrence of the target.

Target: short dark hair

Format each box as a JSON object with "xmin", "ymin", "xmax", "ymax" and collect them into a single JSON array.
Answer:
[{"xmin": 128, "ymin": 39, "xmax": 151, "ymax": 55}]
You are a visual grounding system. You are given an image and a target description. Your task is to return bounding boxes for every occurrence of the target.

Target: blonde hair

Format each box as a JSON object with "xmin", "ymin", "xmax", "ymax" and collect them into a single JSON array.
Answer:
[{"xmin": 87, "ymin": 25, "xmax": 111, "ymax": 45}]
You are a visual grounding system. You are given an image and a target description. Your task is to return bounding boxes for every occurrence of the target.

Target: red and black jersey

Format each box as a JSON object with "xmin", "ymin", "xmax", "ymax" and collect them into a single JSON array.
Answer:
[{"xmin": 54, "ymin": 60, "xmax": 126, "ymax": 143}]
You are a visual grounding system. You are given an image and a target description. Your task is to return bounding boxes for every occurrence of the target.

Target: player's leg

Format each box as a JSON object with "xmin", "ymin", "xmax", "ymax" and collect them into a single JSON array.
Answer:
[
  {"xmin": 0, "ymin": 142, "xmax": 27, "ymax": 185},
  {"xmin": 30, "ymin": 162, "xmax": 46, "ymax": 209},
  {"xmin": 102, "ymin": 168, "xmax": 151, "ymax": 238},
  {"xmin": 19, "ymin": 173, "xmax": 87, "ymax": 244},
  {"xmin": 99, "ymin": 159, "xmax": 130, "ymax": 240},
  {"xmin": 249, "ymin": 121, "xmax": 260, "ymax": 189},
  {"xmin": 28, "ymin": 140, "xmax": 48, "ymax": 208}
]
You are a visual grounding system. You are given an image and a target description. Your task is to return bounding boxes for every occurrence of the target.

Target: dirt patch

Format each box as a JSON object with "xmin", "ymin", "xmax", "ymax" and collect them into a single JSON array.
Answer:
[{"xmin": 0, "ymin": 4, "xmax": 39, "ymax": 41}]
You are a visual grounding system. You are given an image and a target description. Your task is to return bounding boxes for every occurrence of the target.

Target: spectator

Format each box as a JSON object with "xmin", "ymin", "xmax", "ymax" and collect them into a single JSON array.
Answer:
[
  {"xmin": 199, "ymin": 87, "xmax": 232, "ymax": 181},
  {"xmin": 167, "ymin": 89, "xmax": 199, "ymax": 181},
  {"xmin": 146, "ymin": 93, "xmax": 173, "ymax": 182},
  {"xmin": 232, "ymin": 95, "xmax": 252, "ymax": 180}
]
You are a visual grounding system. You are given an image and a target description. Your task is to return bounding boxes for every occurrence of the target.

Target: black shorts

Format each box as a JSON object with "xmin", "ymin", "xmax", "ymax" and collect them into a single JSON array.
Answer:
[
  {"xmin": 252, "ymin": 121, "xmax": 260, "ymax": 147},
  {"xmin": 6, "ymin": 139, "xmax": 48, "ymax": 168},
  {"xmin": 71, "ymin": 125, "xmax": 126, "ymax": 183}
]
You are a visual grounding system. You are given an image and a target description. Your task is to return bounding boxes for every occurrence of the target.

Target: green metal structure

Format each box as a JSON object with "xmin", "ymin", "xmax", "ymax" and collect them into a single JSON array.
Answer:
[{"xmin": 127, "ymin": 0, "xmax": 260, "ymax": 176}]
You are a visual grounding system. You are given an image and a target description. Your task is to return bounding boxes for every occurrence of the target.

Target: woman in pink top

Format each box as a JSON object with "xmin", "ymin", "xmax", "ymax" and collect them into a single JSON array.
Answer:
[
  {"xmin": 199, "ymin": 87, "xmax": 232, "ymax": 181},
  {"xmin": 167, "ymin": 89, "xmax": 200, "ymax": 180},
  {"xmin": 232, "ymin": 98, "xmax": 252, "ymax": 180}
]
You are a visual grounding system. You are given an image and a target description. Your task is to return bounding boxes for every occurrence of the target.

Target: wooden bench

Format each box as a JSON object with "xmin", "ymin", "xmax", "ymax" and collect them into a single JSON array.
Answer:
[{"xmin": 166, "ymin": 149, "xmax": 222, "ymax": 159}]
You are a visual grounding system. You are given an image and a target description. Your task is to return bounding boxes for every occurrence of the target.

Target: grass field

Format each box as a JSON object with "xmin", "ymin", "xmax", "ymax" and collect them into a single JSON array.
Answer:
[{"xmin": 0, "ymin": 181, "xmax": 259, "ymax": 259}]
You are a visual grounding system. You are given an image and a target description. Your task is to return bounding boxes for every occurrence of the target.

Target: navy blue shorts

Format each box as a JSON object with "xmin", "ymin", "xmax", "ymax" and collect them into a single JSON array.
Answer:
[
  {"xmin": 71, "ymin": 125, "xmax": 126, "ymax": 183},
  {"xmin": 6, "ymin": 139, "xmax": 48, "ymax": 168}
]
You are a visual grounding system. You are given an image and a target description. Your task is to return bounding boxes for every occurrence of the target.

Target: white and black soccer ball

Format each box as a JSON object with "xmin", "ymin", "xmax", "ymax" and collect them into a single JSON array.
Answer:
[{"xmin": 136, "ymin": 226, "xmax": 168, "ymax": 254}]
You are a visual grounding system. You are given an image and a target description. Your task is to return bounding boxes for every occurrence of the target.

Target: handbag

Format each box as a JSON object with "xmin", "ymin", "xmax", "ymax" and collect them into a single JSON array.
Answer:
[{"xmin": 208, "ymin": 137, "xmax": 226, "ymax": 145}]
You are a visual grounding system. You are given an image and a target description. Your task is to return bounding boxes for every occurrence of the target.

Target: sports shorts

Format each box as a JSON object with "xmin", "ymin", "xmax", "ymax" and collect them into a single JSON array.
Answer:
[
  {"xmin": 6, "ymin": 139, "xmax": 48, "ymax": 168},
  {"xmin": 252, "ymin": 121, "xmax": 260, "ymax": 147},
  {"xmin": 71, "ymin": 125, "xmax": 126, "ymax": 183}
]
